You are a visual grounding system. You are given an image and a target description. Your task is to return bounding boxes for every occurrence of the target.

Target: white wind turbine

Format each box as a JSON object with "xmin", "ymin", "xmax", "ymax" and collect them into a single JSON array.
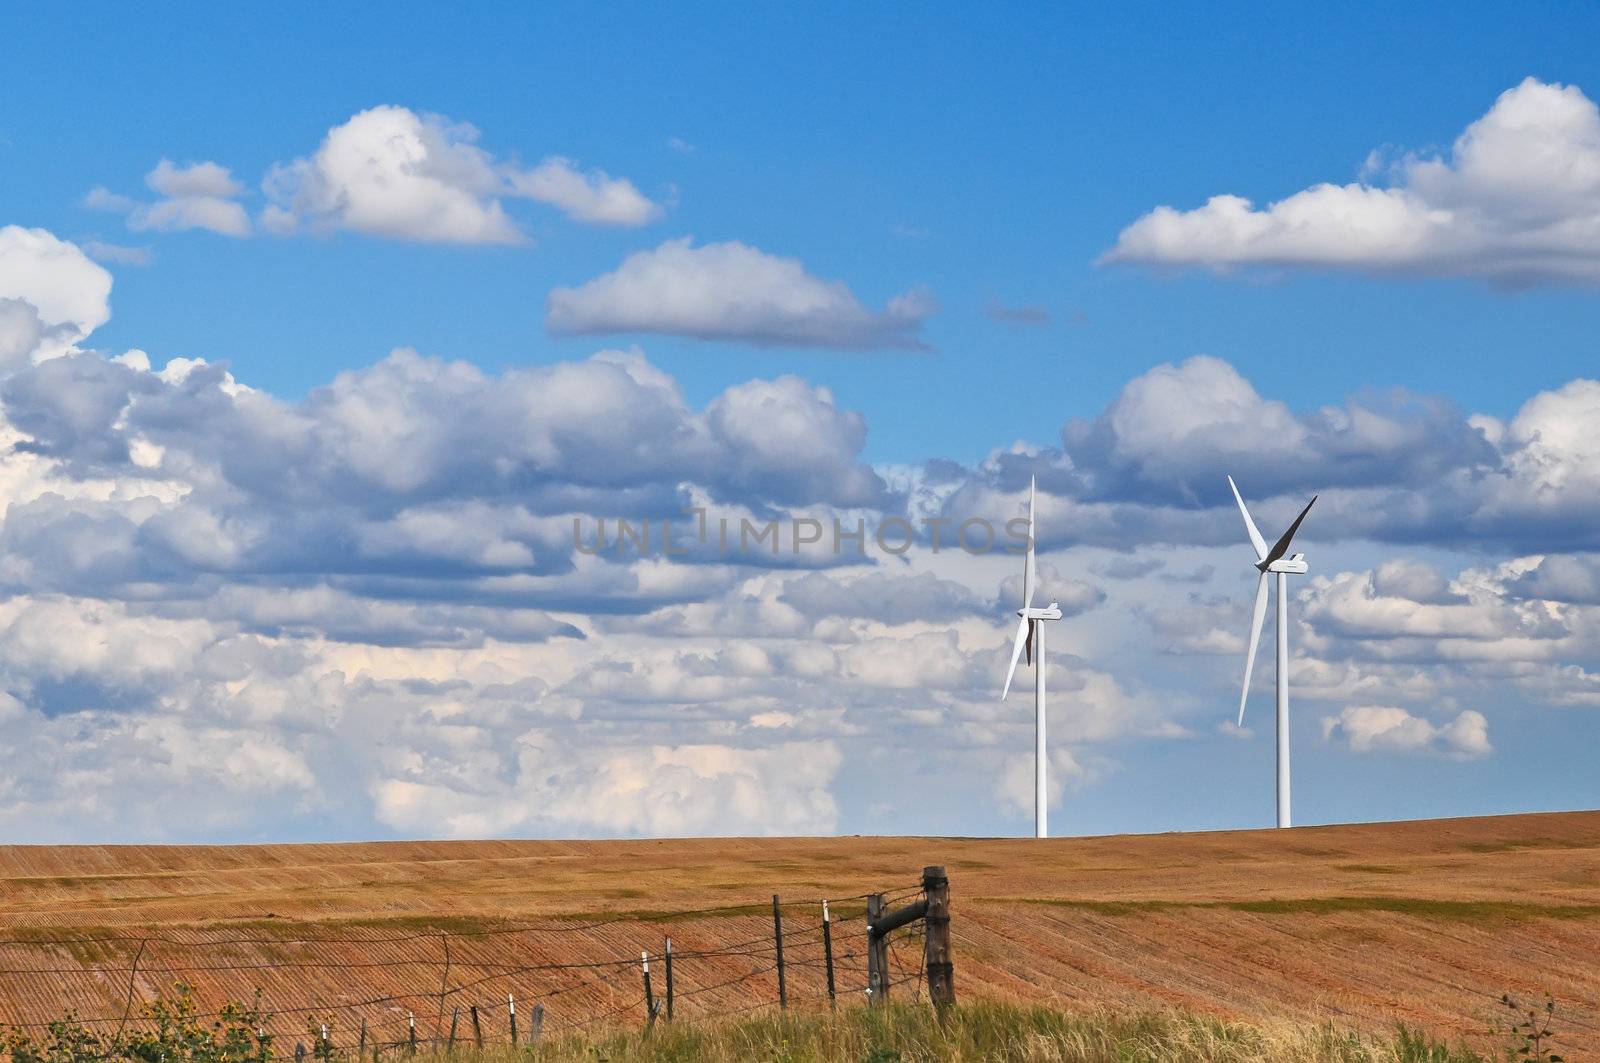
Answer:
[
  {"xmin": 1228, "ymin": 476, "xmax": 1317, "ymax": 829},
  {"xmin": 1001, "ymin": 477, "xmax": 1063, "ymax": 839}
]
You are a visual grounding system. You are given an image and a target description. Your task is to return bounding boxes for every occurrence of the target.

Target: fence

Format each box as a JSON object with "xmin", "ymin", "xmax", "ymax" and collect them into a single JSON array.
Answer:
[{"xmin": 0, "ymin": 866, "xmax": 954, "ymax": 1057}]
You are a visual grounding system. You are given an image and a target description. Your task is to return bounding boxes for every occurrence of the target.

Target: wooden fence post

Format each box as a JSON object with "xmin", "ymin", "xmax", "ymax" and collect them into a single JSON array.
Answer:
[
  {"xmin": 529, "ymin": 1003, "xmax": 545, "ymax": 1043},
  {"xmin": 358, "ymin": 1018, "xmax": 367, "ymax": 1060},
  {"xmin": 407, "ymin": 1012, "xmax": 417, "ymax": 1056},
  {"xmin": 821, "ymin": 900, "xmax": 836, "ymax": 1008},
  {"xmin": 865, "ymin": 893, "xmax": 886, "ymax": 1004},
  {"xmin": 295, "ymin": 1043, "xmax": 306, "ymax": 1062},
  {"xmin": 447, "ymin": 1006, "xmax": 458, "ymax": 1048},
  {"xmin": 922, "ymin": 865, "xmax": 955, "ymax": 1009},
  {"xmin": 772, "ymin": 894, "xmax": 787, "ymax": 1010},
  {"xmin": 509, "ymin": 993, "xmax": 518, "ymax": 1045},
  {"xmin": 664, "ymin": 937, "xmax": 674, "ymax": 1020},
  {"xmin": 469, "ymin": 1004, "xmax": 483, "ymax": 1048}
]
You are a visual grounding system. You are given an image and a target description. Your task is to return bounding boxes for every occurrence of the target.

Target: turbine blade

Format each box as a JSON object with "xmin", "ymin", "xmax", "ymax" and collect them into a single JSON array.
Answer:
[
  {"xmin": 1263, "ymin": 494, "xmax": 1318, "ymax": 567},
  {"xmin": 1228, "ymin": 475, "xmax": 1268, "ymax": 562},
  {"xmin": 1025, "ymin": 618, "xmax": 1034, "ymax": 666},
  {"xmin": 1238, "ymin": 570, "xmax": 1270, "ymax": 726},
  {"xmin": 1001, "ymin": 617, "xmax": 1031, "ymax": 699},
  {"xmin": 1023, "ymin": 477, "xmax": 1037, "ymax": 609}
]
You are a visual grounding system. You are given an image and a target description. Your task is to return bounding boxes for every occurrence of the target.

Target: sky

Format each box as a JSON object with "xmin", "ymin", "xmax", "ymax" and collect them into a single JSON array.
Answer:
[{"xmin": 2, "ymin": 4, "xmax": 1600, "ymax": 842}]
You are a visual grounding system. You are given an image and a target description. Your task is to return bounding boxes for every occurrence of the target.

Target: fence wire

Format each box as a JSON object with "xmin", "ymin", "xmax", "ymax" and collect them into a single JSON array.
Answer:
[{"xmin": 0, "ymin": 881, "xmax": 930, "ymax": 1054}]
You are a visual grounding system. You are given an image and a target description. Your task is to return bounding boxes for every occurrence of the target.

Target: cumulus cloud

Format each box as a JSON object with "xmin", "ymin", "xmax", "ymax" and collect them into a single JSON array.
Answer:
[
  {"xmin": 1322, "ymin": 706, "xmax": 1492, "ymax": 759},
  {"xmin": 997, "ymin": 747, "xmax": 1099, "ymax": 816},
  {"xmin": 942, "ymin": 353, "xmax": 1600, "ymax": 558},
  {"xmin": 136, "ymin": 160, "xmax": 250, "ymax": 236},
  {"xmin": 1061, "ymin": 355, "xmax": 1494, "ymax": 503},
  {"xmin": 1370, "ymin": 559, "xmax": 1469, "ymax": 605},
  {"xmin": 546, "ymin": 238, "xmax": 936, "ymax": 350},
  {"xmin": 6, "ymin": 223, "xmax": 1600, "ymax": 841},
  {"xmin": 372, "ymin": 739, "xmax": 841, "ymax": 837},
  {"xmin": 88, "ymin": 160, "xmax": 251, "ymax": 238},
  {"xmin": 262, "ymin": 106, "xmax": 660, "ymax": 242},
  {"xmin": 997, "ymin": 560, "xmax": 1105, "ymax": 617},
  {"xmin": 1103, "ymin": 78, "xmax": 1600, "ymax": 287},
  {"xmin": 1302, "ymin": 569, "xmax": 1562, "ymax": 645},
  {"xmin": 504, "ymin": 156, "xmax": 662, "ymax": 226},
  {"xmin": 780, "ymin": 569, "xmax": 989, "ymax": 625},
  {"xmin": 1507, "ymin": 553, "xmax": 1600, "ymax": 603},
  {"xmin": 0, "ymin": 300, "xmax": 46, "ymax": 374},
  {"xmin": 0, "ymin": 227, "xmax": 113, "ymax": 356}
]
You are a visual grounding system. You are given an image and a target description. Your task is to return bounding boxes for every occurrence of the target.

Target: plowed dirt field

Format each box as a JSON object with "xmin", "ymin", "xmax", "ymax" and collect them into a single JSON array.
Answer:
[{"xmin": 2, "ymin": 812, "xmax": 1597, "ymax": 1052}]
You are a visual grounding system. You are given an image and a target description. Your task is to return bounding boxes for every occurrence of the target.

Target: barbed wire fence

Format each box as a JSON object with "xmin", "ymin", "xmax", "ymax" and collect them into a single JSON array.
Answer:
[{"xmin": 0, "ymin": 866, "xmax": 954, "ymax": 1058}]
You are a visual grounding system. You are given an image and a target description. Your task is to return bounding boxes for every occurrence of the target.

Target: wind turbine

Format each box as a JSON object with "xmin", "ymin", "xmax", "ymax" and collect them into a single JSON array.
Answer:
[
  {"xmin": 1228, "ymin": 475, "xmax": 1317, "ymax": 829},
  {"xmin": 1001, "ymin": 477, "xmax": 1063, "ymax": 839}
]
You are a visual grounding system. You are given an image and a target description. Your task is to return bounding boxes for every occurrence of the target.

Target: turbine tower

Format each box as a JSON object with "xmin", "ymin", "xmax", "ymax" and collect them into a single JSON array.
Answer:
[
  {"xmin": 1001, "ymin": 477, "xmax": 1062, "ymax": 839},
  {"xmin": 1228, "ymin": 476, "xmax": 1317, "ymax": 829}
]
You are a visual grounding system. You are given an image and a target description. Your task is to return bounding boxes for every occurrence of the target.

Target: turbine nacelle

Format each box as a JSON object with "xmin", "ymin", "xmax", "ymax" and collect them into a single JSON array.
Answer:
[
  {"xmin": 1018, "ymin": 603, "xmax": 1063, "ymax": 621},
  {"xmin": 1262, "ymin": 556, "xmax": 1307, "ymax": 574}
]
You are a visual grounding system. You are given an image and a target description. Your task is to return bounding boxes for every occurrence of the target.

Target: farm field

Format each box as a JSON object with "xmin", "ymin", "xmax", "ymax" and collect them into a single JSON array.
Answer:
[{"xmin": 1, "ymin": 811, "xmax": 1598, "ymax": 1053}]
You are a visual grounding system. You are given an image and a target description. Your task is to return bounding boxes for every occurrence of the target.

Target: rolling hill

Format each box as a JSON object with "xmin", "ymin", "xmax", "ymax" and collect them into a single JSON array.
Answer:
[{"xmin": 1, "ymin": 811, "xmax": 1597, "ymax": 1052}]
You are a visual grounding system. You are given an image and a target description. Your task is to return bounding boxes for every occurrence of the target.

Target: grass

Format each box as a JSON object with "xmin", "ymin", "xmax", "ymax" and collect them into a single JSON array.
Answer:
[
  {"xmin": 1009, "ymin": 894, "xmax": 1600, "ymax": 925},
  {"xmin": 395, "ymin": 1002, "xmax": 1488, "ymax": 1062}
]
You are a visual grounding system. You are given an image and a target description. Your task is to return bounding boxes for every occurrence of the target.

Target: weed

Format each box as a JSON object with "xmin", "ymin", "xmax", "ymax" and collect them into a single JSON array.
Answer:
[{"xmin": 1494, "ymin": 993, "xmax": 1565, "ymax": 1062}]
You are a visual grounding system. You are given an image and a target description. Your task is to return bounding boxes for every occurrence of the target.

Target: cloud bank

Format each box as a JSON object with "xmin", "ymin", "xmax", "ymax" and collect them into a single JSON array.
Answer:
[{"xmin": 4, "ymin": 226, "xmax": 1600, "ymax": 841}]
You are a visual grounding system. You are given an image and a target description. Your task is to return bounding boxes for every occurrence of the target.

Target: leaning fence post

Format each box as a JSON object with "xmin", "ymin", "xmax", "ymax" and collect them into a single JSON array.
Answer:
[
  {"xmin": 642, "ymin": 950, "xmax": 657, "ymax": 1028},
  {"xmin": 865, "ymin": 893, "xmax": 886, "ymax": 1004},
  {"xmin": 448, "ymin": 1006, "xmax": 459, "ymax": 1048},
  {"xmin": 469, "ymin": 1004, "xmax": 483, "ymax": 1049},
  {"xmin": 772, "ymin": 893, "xmax": 787, "ymax": 1010},
  {"xmin": 822, "ymin": 899, "xmax": 837, "ymax": 1008},
  {"xmin": 509, "ymin": 993, "xmax": 519, "ymax": 1045},
  {"xmin": 530, "ymin": 1003, "xmax": 545, "ymax": 1043},
  {"xmin": 295, "ymin": 1043, "xmax": 306, "ymax": 1062},
  {"xmin": 664, "ymin": 937, "xmax": 675, "ymax": 1021},
  {"xmin": 922, "ymin": 865, "xmax": 955, "ymax": 1009}
]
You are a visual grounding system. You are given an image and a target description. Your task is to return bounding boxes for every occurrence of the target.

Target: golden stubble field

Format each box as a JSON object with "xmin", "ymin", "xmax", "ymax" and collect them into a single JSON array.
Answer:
[{"xmin": 1, "ymin": 811, "xmax": 1597, "ymax": 1052}]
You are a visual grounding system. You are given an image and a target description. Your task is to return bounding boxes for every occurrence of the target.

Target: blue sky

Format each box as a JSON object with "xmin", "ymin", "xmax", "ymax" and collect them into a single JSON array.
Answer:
[
  {"xmin": 10, "ymin": 3, "xmax": 1600, "ymax": 458},
  {"xmin": 2, "ymin": 4, "xmax": 1600, "ymax": 842}
]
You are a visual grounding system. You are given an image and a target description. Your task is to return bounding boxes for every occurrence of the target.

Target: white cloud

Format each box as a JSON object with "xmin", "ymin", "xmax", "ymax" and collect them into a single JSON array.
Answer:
[
  {"xmin": 505, "ymin": 156, "xmax": 661, "ymax": 226},
  {"xmin": 0, "ymin": 227, "xmax": 113, "ymax": 340},
  {"xmin": 4, "ymin": 223, "xmax": 1600, "ymax": 842},
  {"xmin": 547, "ymin": 237, "xmax": 935, "ymax": 349},
  {"xmin": 997, "ymin": 560, "xmax": 1105, "ymax": 617},
  {"xmin": 262, "ymin": 106, "xmax": 660, "ymax": 243},
  {"xmin": 90, "ymin": 159, "xmax": 251, "ymax": 238},
  {"xmin": 1322, "ymin": 706, "xmax": 1492, "ymax": 759},
  {"xmin": 997, "ymin": 747, "xmax": 1099, "ymax": 815},
  {"xmin": 1103, "ymin": 78, "xmax": 1600, "ymax": 286},
  {"xmin": 371, "ymin": 739, "xmax": 841, "ymax": 837},
  {"xmin": 1302, "ymin": 569, "xmax": 1560, "ymax": 644},
  {"xmin": 0, "ymin": 300, "xmax": 45, "ymax": 373},
  {"xmin": 81, "ymin": 240, "xmax": 152, "ymax": 266},
  {"xmin": 146, "ymin": 158, "xmax": 241, "ymax": 199}
]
